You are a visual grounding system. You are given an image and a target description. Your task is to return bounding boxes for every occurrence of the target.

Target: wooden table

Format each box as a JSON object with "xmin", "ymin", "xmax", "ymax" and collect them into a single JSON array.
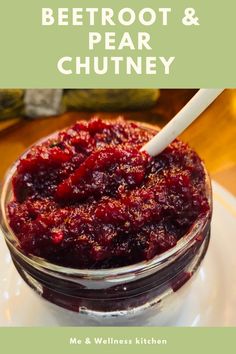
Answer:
[{"xmin": 0, "ymin": 89, "xmax": 236, "ymax": 195}]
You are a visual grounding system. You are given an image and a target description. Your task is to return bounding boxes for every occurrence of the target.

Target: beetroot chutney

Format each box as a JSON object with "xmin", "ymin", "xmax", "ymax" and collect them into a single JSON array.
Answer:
[{"xmin": 7, "ymin": 118, "xmax": 209, "ymax": 269}]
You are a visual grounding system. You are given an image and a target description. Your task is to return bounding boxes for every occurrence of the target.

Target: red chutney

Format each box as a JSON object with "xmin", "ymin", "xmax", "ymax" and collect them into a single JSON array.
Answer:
[{"xmin": 7, "ymin": 118, "xmax": 209, "ymax": 269}]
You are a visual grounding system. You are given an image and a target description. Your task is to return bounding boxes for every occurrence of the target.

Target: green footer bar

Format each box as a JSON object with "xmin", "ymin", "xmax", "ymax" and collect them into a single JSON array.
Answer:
[{"xmin": 1, "ymin": 328, "xmax": 235, "ymax": 354}]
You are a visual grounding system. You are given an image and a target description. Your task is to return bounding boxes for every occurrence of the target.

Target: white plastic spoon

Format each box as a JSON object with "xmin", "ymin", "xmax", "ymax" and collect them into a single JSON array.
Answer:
[{"xmin": 140, "ymin": 89, "xmax": 224, "ymax": 156}]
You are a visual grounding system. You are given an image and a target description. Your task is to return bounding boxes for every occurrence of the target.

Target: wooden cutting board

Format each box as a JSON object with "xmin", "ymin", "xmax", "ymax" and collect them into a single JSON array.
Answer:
[{"xmin": 0, "ymin": 117, "xmax": 22, "ymax": 134}]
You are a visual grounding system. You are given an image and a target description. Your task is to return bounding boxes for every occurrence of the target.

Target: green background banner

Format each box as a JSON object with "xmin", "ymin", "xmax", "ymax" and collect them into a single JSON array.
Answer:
[
  {"xmin": 0, "ymin": 0, "xmax": 235, "ymax": 88},
  {"xmin": 0, "ymin": 327, "xmax": 236, "ymax": 353}
]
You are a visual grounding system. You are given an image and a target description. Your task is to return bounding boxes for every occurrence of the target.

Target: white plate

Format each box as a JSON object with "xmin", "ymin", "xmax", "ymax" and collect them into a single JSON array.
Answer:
[{"xmin": 0, "ymin": 181, "xmax": 236, "ymax": 327}]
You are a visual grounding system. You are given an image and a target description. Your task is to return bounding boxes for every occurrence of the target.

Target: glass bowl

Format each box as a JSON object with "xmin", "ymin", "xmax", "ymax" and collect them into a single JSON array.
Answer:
[{"xmin": 0, "ymin": 122, "xmax": 212, "ymax": 325}]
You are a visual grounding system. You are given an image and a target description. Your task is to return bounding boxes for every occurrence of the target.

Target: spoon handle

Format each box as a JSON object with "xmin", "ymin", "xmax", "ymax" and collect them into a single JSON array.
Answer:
[{"xmin": 141, "ymin": 89, "xmax": 224, "ymax": 156}]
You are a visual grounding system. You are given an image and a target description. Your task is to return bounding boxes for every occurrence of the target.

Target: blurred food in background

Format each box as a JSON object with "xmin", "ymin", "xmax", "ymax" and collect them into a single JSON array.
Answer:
[
  {"xmin": 0, "ymin": 89, "xmax": 24, "ymax": 120},
  {"xmin": 63, "ymin": 89, "xmax": 160, "ymax": 111},
  {"xmin": 0, "ymin": 89, "xmax": 160, "ymax": 121}
]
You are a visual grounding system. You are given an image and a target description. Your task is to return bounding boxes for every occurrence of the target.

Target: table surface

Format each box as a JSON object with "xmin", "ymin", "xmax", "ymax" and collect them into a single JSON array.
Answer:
[{"xmin": 0, "ymin": 89, "xmax": 236, "ymax": 195}]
